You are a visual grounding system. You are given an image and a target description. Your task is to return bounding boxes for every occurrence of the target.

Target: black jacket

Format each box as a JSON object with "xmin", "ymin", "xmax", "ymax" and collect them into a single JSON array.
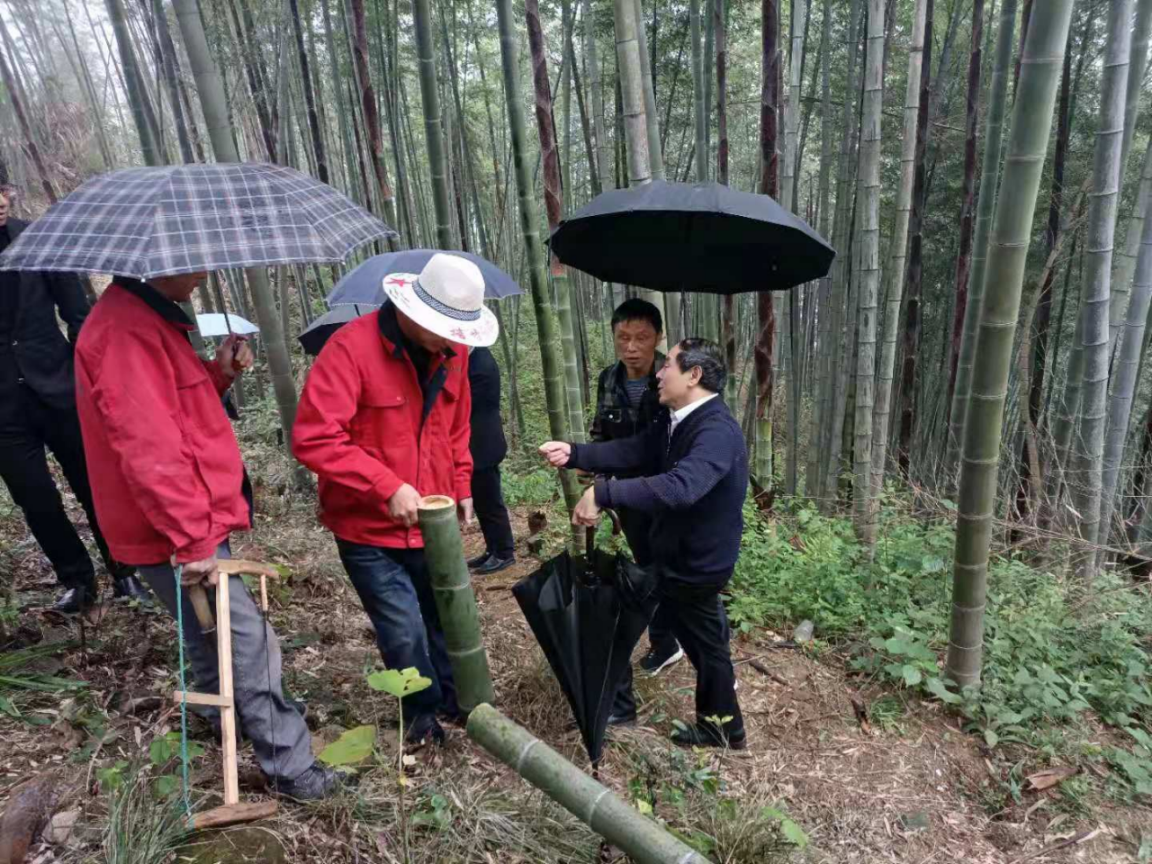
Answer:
[
  {"xmin": 589, "ymin": 354, "xmax": 667, "ymax": 444},
  {"xmin": 468, "ymin": 346, "xmax": 508, "ymax": 470},
  {"xmin": 568, "ymin": 395, "xmax": 749, "ymax": 586},
  {"xmin": 0, "ymin": 218, "xmax": 91, "ymax": 410}
]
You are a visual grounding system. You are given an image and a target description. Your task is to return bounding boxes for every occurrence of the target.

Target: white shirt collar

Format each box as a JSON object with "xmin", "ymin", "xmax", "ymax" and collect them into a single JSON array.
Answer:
[{"xmin": 669, "ymin": 392, "xmax": 719, "ymax": 434}]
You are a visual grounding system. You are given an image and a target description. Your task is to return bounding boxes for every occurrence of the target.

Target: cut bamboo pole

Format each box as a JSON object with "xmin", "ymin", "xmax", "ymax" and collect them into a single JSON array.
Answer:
[
  {"xmin": 417, "ymin": 496, "xmax": 495, "ymax": 712},
  {"xmin": 467, "ymin": 704, "xmax": 710, "ymax": 864}
]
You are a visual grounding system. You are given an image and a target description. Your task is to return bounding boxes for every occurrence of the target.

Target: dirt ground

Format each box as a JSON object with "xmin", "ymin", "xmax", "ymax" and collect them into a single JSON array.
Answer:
[{"xmin": 1, "ymin": 478, "xmax": 1148, "ymax": 864}]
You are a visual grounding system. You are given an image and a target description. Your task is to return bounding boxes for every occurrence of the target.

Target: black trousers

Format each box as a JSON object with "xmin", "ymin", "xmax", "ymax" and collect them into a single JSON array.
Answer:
[
  {"xmin": 617, "ymin": 506, "xmax": 677, "ymax": 654},
  {"xmin": 614, "ymin": 581, "xmax": 743, "ymax": 735},
  {"xmin": 472, "ymin": 464, "xmax": 515, "ymax": 559},
  {"xmin": 0, "ymin": 388, "xmax": 123, "ymax": 589}
]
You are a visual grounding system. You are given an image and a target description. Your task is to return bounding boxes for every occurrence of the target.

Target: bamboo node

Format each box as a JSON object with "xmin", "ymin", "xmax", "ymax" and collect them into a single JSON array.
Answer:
[{"xmin": 419, "ymin": 495, "xmax": 455, "ymax": 511}]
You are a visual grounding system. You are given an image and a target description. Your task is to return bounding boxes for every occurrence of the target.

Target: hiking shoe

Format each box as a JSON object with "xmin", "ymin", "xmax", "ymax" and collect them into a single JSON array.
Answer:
[
  {"xmin": 405, "ymin": 713, "xmax": 446, "ymax": 748},
  {"xmin": 639, "ymin": 643, "xmax": 684, "ymax": 676},
  {"xmin": 113, "ymin": 573, "xmax": 152, "ymax": 603},
  {"xmin": 467, "ymin": 552, "xmax": 492, "ymax": 569},
  {"xmin": 275, "ymin": 764, "xmax": 343, "ymax": 801},
  {"xmin": 54, "ymin": 584, "xmax": 95, "ymax": 614},
  {"xmin": 671, "ymin": 723, "xmax": 747, "ymax": 750}
]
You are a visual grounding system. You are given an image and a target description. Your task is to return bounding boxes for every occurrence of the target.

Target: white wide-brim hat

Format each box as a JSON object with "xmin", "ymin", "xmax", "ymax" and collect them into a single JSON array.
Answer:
[{"xmin": 381, "ymin": 253, "xmax": 499, "ymax": 348}]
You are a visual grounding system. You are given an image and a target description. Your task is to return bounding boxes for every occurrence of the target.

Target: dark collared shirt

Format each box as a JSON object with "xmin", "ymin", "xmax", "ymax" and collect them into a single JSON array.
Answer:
[{"xmin": 377, "ymin": 300, "xmax": 456, "ymax": 427}]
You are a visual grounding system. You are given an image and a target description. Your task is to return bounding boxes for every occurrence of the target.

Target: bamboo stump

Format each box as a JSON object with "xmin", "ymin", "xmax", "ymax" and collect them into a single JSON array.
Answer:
[
  {"xmin": 467, "ymin": 704, "xmax": 710, "ymax": 864},
  {"xmin": 417, "ymin": 496, "xmax": 495, "ymax": 712}
]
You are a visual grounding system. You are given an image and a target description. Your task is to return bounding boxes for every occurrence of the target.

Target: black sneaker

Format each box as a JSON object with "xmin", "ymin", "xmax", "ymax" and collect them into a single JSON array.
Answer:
[
  {"xmin": 639, "ymin": 643, "xmax": 685, "ymax": 676},
  {"xmin": 474, "ymin": 554, "xmax": 515, "ymax": 575},
  {"xmin": 671, "ymin": 722, "xmax": 747, "ymax": 750},
  {"xmin": 54, "ymin": 584, "xmax": 95, "ymax": 615},
  {"xmin": 467, "ymin": 552, "xmax": 492, "ymax": 569},
  {"xmin": 404, "ymin": 713, "xmax": 446, "ymax": 748},
  {"xmin": 113, "ymin": 573, "xmax": 152, "ymax": 603},
  {"xmin": 274, "ymin": 763, "xmax": 343, "ymax": 801}
]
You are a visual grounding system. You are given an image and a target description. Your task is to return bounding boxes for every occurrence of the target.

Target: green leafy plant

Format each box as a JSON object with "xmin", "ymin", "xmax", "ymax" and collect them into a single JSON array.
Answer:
[
  {"xmin": 366, "ymin": 666, "xmax": 433, "ymax": 861},
  {"xmin": 318, "ymin": 724, "xmax": 378, "ymax": 767}
]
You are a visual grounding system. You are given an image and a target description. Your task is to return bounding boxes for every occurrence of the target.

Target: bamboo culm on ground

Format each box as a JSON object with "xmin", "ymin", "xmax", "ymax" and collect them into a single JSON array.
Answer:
[{"xmin": 467, "ymin": 704, "xmax": 710, "ymax": 864}]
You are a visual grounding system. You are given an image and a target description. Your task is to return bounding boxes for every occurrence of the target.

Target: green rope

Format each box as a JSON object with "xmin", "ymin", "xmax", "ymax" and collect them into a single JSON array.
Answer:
[{"xmin": 173, "ymin": 565, "xmax": 194, "ymax": 827}]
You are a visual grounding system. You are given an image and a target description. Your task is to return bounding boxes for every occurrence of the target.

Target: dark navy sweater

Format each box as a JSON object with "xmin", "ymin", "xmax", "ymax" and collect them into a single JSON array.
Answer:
[{"xmin": 567, "ymin": 395, "xmax": 749, "ymax": 587}]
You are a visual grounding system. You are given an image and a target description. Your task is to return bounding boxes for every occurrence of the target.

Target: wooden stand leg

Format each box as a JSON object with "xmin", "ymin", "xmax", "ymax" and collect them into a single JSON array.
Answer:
[{"xmin": 215, "ymin": 574, "xmax": 240, "ymax": 807}]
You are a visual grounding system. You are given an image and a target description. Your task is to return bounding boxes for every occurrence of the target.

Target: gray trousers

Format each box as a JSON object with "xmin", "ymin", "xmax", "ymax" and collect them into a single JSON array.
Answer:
[{"xmin": 138, "ymin": 543, "xmax": 313, "ymax": 782}]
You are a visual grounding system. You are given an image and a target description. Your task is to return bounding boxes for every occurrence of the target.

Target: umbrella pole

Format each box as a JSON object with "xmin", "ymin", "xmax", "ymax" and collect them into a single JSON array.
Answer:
[
  {"xmin": 417, "ymin": 495, "xmax": 495, "ymax": 712},
  {"xmin": 467, "ymin": 704, "xmax": 710, "ymax": 864}
]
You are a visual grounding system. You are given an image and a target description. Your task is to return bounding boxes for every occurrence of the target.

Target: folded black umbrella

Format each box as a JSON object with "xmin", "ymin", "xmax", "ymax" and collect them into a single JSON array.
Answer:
[
  {"xmin": 513, "ymin": 525, "xmax": 660, "ymax": 766},
  {"xmin": 298, "ymin": 304, "xmax": 370, "ymax": 356},
  {"xmin": 549, "ymin": 179, "xmax": 835, "ymax": 293}
]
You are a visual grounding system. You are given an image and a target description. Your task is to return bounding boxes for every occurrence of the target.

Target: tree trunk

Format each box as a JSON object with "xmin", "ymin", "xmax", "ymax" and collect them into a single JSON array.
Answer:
[
  {"xmin": 1119, "ymin": 0, "xmax": 1152, "ymax": 176},
  {"xmin": 821, "ymin": 0, "xmax": 863, "ymax": 507},
  {"xmin": 525, "ymin": 0, "xmax": 587, "ymax": 449},
  {"xmin": 585, "ymin": 0, "xmax": 613, "ymax": 198},
  {"xmin": 754, "ymin": 0, "xmax": 780, "ymax": 491},
  {"xmin": 1069, "ymin": 0, "xmax": 1133, "ymax": 578},
  {"xmin": 225, "ymin": 0, "xmax": 276, "ymax": 160},
  {"xmin": 349, "ymin": 0, "xmax": 400, "ymax": 243},
  {"xmin": 946, "ymin": 0, "xmax": 1017, "ymax": 473},
  {"xmin": 495, "ymin": 0, "xmax": 583, "ymax": 519},
  {"xmin": 106, "ymin": 0, "xmax": 162, "ymax": 167},
  {"xmin": 896, "ymin": 0, "xmax": 933, "ymax": 480},
  {"xmin": 852, "ymin": 0, "xmax": 883, "ymax": 548},
  {"xmin": 945, "ymin": 0, "xmax": 1074, "ymax": 689},
  {"xmin": 288, "ymin": 0, "xmax": 329, "ymax": 183},
  {"xmin": 0, "ymin": 44, "xmax": 56, "ymax": 203},
  {"xmin": 1016, "ymin": 21, "xmax": 1082, "ymax": 529},
  {"xmin": 1098, "ymin": 139, "xmax": 1152, "ymax": 566},
  {"xmin": 806, "ymin": 0, "xmax": 833, "ymax": 495},
  {"xmin": 689, "ymin": 0, "xmax": 715, "ymax": 341},
  {"xmin": 869, "ymin": 0, "xmax": 927, "ymax": 500},
  {"xmin": 945, "ymin": 0, "xmax": 984, "ymax": 420},
  {"xmin": 173, "ymin": 0, "xmax": 300, "ymax": 439},
  {"xmin": 410, "ymin": 0, "xmax": 455, "ymax": 249},
  {"xmin": 1109, "ymin": 0, "xmax": 1152, "ymax": 353},
  {"xmin": 715, "ymin": 0, "xmax": 736, "ymax": 406}
]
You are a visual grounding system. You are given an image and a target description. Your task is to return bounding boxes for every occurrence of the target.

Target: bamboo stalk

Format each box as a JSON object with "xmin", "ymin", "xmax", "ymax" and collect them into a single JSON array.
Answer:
[
  {"xmin": 417, "ymin": 496, "xmax": 494, "ymax": 712},
  {"xmin": 467, "ymin": 704, "xmax": 710, "ymax": 864}
]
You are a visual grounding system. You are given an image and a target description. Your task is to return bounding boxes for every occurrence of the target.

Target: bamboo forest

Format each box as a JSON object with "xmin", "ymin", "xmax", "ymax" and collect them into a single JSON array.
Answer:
[{"xmin": 1, "ymin": 0, "xmax": 1152, "ymax": 861}]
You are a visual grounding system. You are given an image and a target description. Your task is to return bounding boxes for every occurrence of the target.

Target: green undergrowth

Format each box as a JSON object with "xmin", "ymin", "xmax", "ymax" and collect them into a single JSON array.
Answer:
[{"xmin": 727, "ymin": 492, "xmax": 1152, "ymax": 803}]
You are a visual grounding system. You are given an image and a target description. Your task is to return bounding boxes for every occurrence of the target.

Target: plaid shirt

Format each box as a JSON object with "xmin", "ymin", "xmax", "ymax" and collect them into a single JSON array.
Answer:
[{"xmin": 590, "ymin": 353, "xmax": 667, "ymax": 446}]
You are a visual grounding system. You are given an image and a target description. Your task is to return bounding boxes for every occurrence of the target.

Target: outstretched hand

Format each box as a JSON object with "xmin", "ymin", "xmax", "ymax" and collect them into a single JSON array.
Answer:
[{"xmin": 539, "ymin": 441, "xmax": 572, "ymax": 468}]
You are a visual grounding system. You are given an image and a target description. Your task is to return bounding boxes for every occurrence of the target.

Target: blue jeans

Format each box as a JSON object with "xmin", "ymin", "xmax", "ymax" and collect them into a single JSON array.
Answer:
[{"xmin": 336, "ymin": 540, "xmax": 458, "ymax": 721}]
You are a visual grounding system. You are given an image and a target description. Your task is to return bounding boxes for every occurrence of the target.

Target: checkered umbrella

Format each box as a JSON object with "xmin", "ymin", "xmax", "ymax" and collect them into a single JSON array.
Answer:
[{"xmin": 0, "ymin": 163, "xmax": 396, "ymax": 279}]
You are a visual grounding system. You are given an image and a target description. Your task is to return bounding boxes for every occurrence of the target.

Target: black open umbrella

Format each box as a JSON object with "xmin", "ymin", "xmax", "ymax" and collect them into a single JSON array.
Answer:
[
  {"xmin": 326, "ymin": 249, "xmax": 522, "ymax": 307},
  {"xmin": 512, "ymin": 525, "xmax": 659, "ymax": 766},
  {"xmin": 298, "ymin": 304, "xmax": 370, "ymax": 356},
  {"xmin": 548, "ymin": 179, "xmax": 834, "ymax": 293}
]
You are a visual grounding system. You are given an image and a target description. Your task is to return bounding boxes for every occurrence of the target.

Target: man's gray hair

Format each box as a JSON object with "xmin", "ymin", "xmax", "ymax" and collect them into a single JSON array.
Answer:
[{"xmin": 675, "ymin": 338, "xmax": 727, "ymax": 394}]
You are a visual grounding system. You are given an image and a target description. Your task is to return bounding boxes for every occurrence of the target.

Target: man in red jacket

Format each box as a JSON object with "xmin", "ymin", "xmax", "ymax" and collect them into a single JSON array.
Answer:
[
  {"xmin": 294, "ymin": 253, "xmax": 495, "ymax": 746},
  {"xmin": 75, "ymin": 274, "xmax": 339, "ymax": 800}
]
